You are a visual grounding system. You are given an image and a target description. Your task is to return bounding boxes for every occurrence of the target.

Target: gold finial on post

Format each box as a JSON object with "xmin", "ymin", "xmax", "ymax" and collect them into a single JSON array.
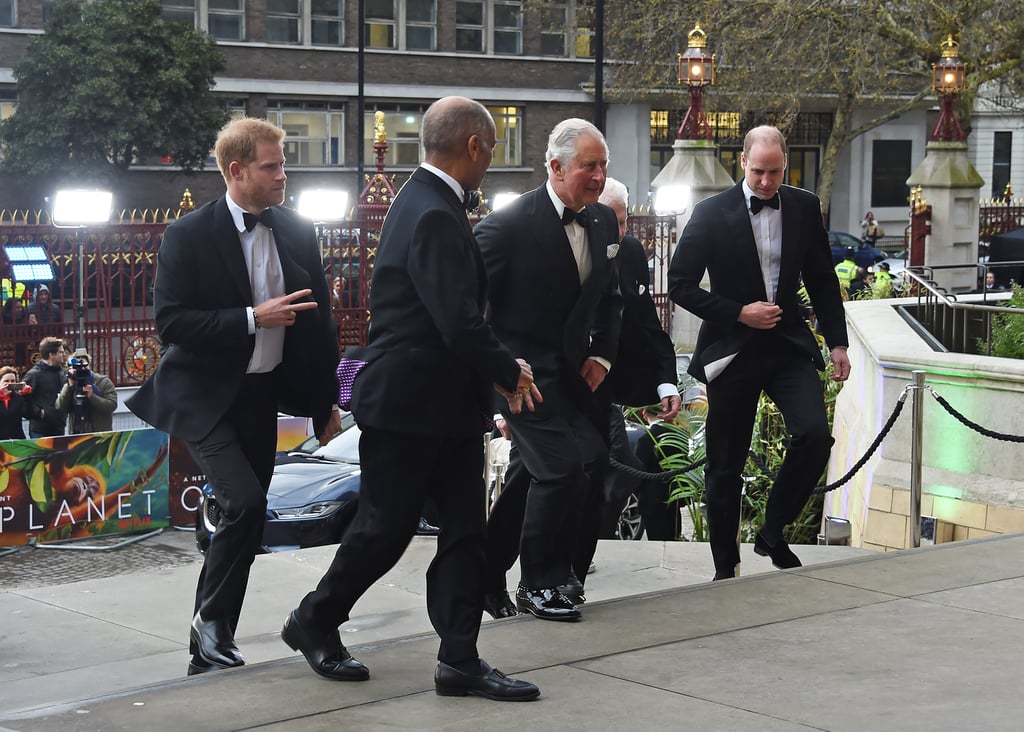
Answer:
[
  {"xmin": 179, "ymin": 188, "xmax": 195, "ymax": 214},
  {"xmin": 373, "ymin": 111, "xmax": 387, "ymax": 144}
]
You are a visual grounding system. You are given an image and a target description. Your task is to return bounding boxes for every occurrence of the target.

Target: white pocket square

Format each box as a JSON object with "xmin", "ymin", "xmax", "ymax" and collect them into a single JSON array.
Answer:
[{"xmin": 606, "ymin": 243, "xmax": 619, "ymax": 259}]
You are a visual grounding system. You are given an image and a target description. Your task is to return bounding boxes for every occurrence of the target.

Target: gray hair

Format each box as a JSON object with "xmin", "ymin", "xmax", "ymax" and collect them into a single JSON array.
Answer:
[
  {"xmin": 599, "ymin": 177, "xmax": 629, "ymax": 208},
  {"xmin": 421, "ymin": 96, "xmax": 494, "ymax": 158},
  {"xmin": 545, "ymin": 118, "xmax": 608, "ymax": 168}
]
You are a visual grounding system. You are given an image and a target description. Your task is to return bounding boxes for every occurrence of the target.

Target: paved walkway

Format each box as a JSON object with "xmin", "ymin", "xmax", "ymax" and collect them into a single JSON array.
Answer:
[{"xmin": 3, "ymin": 531, "xmax": 1024, "ymax": 730}]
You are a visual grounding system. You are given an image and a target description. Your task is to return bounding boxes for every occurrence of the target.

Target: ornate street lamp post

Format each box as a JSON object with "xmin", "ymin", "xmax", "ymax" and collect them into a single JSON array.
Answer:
[
  {"xmin": 931, "ymin": 34, "xmax": 966, "ymax": 142},
  {"xmin": 676, "ymin": 23, "xmax": 715, "ymax": 141}
]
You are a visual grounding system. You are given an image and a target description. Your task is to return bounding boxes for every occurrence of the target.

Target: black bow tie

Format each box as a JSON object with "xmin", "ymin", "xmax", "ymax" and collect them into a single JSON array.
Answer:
[
  {"xmin": 749, "ymin": 194, "xmax": 780, "ymax": 214},
  {"xmin": 242, "ymin": 209, "xmax": 274, "ymax": 231},
  {"xmin": 561, "ymin": 206, "xmax": 589, "ymax": 227},
  {"xmin": 463, "ymin": 190, "xmax": 481, "ymax": 211}
]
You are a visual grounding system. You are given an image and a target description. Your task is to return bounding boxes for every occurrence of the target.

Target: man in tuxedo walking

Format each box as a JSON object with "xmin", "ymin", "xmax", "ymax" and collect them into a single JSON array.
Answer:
[
  {"xmin": 668, "ymin": 125, "xmax": 850, "ymax": 580},
  {"xmin": 476, "ymin": 118, "xmax": 622, "ymax": 622},
  {"xmin": 127, "ymin": 117, "xmax": 343, "ymax": 675},
  {"xmin": 282, "ymin": 96, "xmax": 540, "ymax": 701}
]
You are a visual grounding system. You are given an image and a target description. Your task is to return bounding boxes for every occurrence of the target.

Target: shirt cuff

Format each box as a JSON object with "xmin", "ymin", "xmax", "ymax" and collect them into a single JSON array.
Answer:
[
  {"xmin": 589, "ymin": 356, "xmax": 612, "ymax": 374},
  {"xmin": 247, "ymin": 306, "xmax": 257, "ymax": 335},
  {"xmin": 657, "ymin": 383, "xmax": 680, "ymax": 400}
]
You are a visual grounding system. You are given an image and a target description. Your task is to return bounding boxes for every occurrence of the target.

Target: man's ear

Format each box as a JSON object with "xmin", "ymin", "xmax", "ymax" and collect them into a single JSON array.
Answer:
[{"xmin": 228, "ymin": 160, "xmax": 243, "ymax": 180}]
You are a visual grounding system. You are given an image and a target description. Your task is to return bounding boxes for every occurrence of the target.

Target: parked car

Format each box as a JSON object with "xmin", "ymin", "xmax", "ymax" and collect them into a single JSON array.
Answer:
[
  {"xmin": 829, "ymin": 231, "xmax": 886, "ymax": 269},
  {"xmin": 197, "ymin": 424, "xmax": 363, "ymax": 554}
]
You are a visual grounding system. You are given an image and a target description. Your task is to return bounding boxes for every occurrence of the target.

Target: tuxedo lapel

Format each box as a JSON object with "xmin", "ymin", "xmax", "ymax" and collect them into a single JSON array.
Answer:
[
  {"xmin": 211, "ymin": 198, "xmax": 254, "ymax": 304},
  {"xmin": 777, "ymin": 187, "xmax": 801, "ymax": 285},
  {"xmin": 724, "ymin": 188, "xmax": 769, "ymax": 301},
  {"xmin": 528, "ymin": 187, "xmax": 580, "ymax": 290}
]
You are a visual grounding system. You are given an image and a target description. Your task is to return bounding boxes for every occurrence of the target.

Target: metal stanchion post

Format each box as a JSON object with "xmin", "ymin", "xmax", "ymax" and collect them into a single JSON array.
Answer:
[{"xmin": 909, "ymin": 370, "xmax": 925, "ymax": 548}]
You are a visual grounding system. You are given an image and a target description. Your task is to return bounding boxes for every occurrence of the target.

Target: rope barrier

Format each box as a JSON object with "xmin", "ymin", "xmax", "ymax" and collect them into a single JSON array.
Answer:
[{"xmin": 608, "ymin": 381, "xmax": 1019, "ymax": 496}]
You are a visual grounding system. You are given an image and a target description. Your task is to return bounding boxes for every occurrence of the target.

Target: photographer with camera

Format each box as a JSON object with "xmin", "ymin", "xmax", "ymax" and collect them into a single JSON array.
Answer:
[{"xmin": 56, "ymin": 348, "xmax": 117, "ymax": 435}]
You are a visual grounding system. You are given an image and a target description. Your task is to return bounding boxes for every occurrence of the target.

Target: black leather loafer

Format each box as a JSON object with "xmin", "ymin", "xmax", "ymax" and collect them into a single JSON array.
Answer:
[
  {"xmin": 435, "ymin": 659, "xmax": 540, "ymax": 701},
  {"xmin": 753, "ymin": 533, "xmax": 802, "ymax": 569},
  {"xmin": 281, "ymin": 610, "xmax": 369, "ymax": 681},
  {"xmin": 415, "ymin": 517, "xmax": 441, "ymax": 536},
  {"xmin": 482, "ymin": 590, "xmax": 519, "ymax": 619},
  {"xmin": 515, "ymin": 584, "xmax": 581, "ymax": 621},
  {"xmin": 557, "ymin": 572, "xmax": 586, "ymax": 605},
  {"xmin": 190, "ymin": 613, "xmax": 244, "ymax": 668}
]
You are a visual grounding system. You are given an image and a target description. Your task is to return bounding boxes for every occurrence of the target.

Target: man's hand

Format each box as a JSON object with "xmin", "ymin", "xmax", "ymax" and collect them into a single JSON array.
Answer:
[
  {"xmin": 580, "ymin": 358, "xmax": 608, "ymax": 392},
  {"xmin": 660, "ymin": 394, "xmax": 682, "ymax": 422},
  {"xmin": 829, "ymin": 346, "xmax": 851, "ymax": 382},
  {"xmin": 254, "ymin": 289, "xmax": 319, "ymax": 328},
  {"xmin": 497, "ymin": 359, "xmax": 543, "ymax": 415},
  {"xmin": 739, "ymin": 301, "xmax": 782, "ymax": 330},
  {"xmin": 494, "ymin": 417, "xmax": 511, "ymax": 441},
  {"xmin": 317, "ymin": 409, "xmax": 342, "ymax": 445}
]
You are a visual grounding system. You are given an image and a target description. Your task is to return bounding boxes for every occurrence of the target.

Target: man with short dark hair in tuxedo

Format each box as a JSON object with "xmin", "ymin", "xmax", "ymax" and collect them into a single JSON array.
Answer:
[
  {"xmin": 283, "ymin": 96, "xmax": 540, "ymax": 701},
  {"xmin": 668, "ymin": 125, "xmax": 850, "ymax": 581}
]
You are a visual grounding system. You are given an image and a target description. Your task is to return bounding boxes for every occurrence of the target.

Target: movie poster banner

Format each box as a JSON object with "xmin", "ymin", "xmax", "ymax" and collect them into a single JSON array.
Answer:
[{"xmin": 0, "ymin": 428, "xmax": 169, "ymax": 547}]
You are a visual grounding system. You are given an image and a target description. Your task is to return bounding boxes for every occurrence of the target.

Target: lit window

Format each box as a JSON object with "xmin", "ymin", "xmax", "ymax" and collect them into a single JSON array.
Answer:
[
  {"xmin": 209, "ymin": 0, "xmax": 244, "ymax": 40},
  {"xmin": 364, "ymin": 106, "xmax": 424, "ymax": 166},
  {"xmin": 490, "ymin": 106, "xmax": 521, "ymax": 166},
  {"xmin": 365, "ymin": 0, "xmax": 395, "ymax": 49},
  {"xmin": 268, "ymin": 103, "xmax": 345, "ymax": 167},
  {"xmin": 311, "ymin": 0, "xmax": 344, "ymax": 46},
  {"xmin": 267, "ymin": 0, "xmax": 300, "ymax": 43}
]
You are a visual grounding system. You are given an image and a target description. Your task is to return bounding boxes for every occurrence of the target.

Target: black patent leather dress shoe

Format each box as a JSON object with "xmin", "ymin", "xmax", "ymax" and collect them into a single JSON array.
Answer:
[
  {"xmin": 515, "ymin": 584, "xmax": 581, "ymax": 621},
  {"xmin": 281, "ymin": 610, "xmax": 369, "ymax": 681},
  {"xmin": 190, "ymin": 613, "xmax": 244, "ymax": 668},
  {"xmin": 187, "ymin": 654, "xmax": 233, "ymax": 676},
  {"xmin": 557, "ymin": 572, "xmax": 586, "ymax": 605},
  {"xmin": 415, "ymin": 517, "xmax": 441, "ymax": 536},
  {"xmin": 712, "ymin": 571, "xmax": 734, "ymax": 581},
  {"xmin": 482, "ymin": 590, "xmax": 519, "ymax": 619},
  {"xmin": 753, "ymin": 532, "xmax": 802, "ymax": 569},
  {"xmin": 435, "ymin": 659, "xmax": 540, "ymax": 701}
]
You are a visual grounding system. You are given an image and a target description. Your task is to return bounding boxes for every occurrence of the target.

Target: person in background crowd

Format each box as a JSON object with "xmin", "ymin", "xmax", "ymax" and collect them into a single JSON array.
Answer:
[
  {"xmin": 27, "ymin": 285, "xmax": 62, "ymax": 324},
  {"xmin": 833, "ymin": 247, "xmax": 857, "ymax": 289},
  {"xmin": 56, "ymin": 348, "xmax": 118, "ymax": 434},
  {"xmin": 23, "ymin": 336, "xmax": 67, "ymax": 438},
  {"xmin": 668, "ymin": 125, "xmax": 850, "ymax": 581},
  {"xmin": 127, "ymin": 117, "xmax": 343, "ymax": 677},
  {"xmin": 860, "ymin": 211, "xmax": 884, "ymax": 244},
  {"xmin": 874, "ymin": 261, "xmax": 895, "ymax": 296},
  {"xmin": 2, "ymin": 296, "xmax": 27, "ymax": 325},
  {"xmin": 847, "ymin": 267, "xmax": 875, "ymax": 299},
  {"xmin": 0, "ymin": 366, "xmax": 33, "ymax": 440}
]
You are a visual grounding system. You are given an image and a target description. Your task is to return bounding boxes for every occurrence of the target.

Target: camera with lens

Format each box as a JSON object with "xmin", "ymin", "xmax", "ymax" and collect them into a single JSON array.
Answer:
[{"xmin": 66, "ymin": 355, "xmax": 92, "ymax": 408}]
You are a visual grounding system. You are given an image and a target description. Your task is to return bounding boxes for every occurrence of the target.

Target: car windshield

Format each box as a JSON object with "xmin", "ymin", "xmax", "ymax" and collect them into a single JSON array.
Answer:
[{"xmin": 312, "ymin": 424, "xmax": 361, "ymax": 464}]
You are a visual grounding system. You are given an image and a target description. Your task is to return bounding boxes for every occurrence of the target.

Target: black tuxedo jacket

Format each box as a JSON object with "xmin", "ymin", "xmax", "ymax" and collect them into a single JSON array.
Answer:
[
  {"xmin": 602, "ymin": 235, "xmax": 677, "ymax": 407},
  {"xmin": 474, "ymin": 184, "xmax": 622, "ymax": 391},
  {"xmin": 668, "ymin": 182, "xmax": 847, "ymax": 383},
  {"xmin": 127, "ymin": 196, "xmax": 339, "ymax": 441},
  {"xmin": 349, "ymin": 167, "xmax": 521, "ymax": 438}
]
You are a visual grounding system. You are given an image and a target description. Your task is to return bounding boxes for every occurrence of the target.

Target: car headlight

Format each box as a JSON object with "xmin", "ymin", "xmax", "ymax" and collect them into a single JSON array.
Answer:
[{"xmin": 272, "ymin": 501, "xmax": 345, "ymax": 520}]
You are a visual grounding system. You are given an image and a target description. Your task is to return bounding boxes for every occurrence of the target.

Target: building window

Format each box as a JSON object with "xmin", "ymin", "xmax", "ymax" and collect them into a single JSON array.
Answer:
[
  {"xmin": 493, "ymin": 1, "xmax": 521, "ymax": 54},
  {"xmin": 364, "ymin": 104, "xmax": 521, "ymax": 168},
  {"xmin": 540, "ymin": 3, "xmax": 566, "ymax": 56},
  {"xmin": 871, "ymin": 140, "xmax": 911, "ymax": 208},
  {"xmin": 267, "ymin": 0, "xmax": 300, "ymax": 43},
  {"xmin": 0, "ymin": 94, "xmax": 17, "ymax": 161},
  {"xmin": 405, "ymin": 0, "xmax": 436, "ymax": 50},
  {"xmin": 365, "ymin": 0, "xmax": 395, "ymax": 48},
  {"xmin": 490, "ymin": 106, "xmax": 521, "ymax": 166},
  {"xmin": 160, "ymin": 0, "xmax": 196, "ymax": 27},
  {"xmin": 267, "ymin": 103, "xmax": 344, "ymax": 166},
  {"xmin": 311, "ymin": 0, "xmax": 344, "ymax": 45},
  {"xmin": 455, "ymin": 1, "xmax": 484, "ymax": 52},
  {"xmin": 0, "ymin": 0, "xmax": 15, "ymax": 26},
  {"xmin": 209, "ymin": 0, "xmax": 244, "ymax": 40},
  {"xmin": 364, "ymin": 106, "xmax": 424, "ymax": 166},
  {"xmin": 992, "ymin": 131, "xmax": 1012, "ymax": 199}
]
